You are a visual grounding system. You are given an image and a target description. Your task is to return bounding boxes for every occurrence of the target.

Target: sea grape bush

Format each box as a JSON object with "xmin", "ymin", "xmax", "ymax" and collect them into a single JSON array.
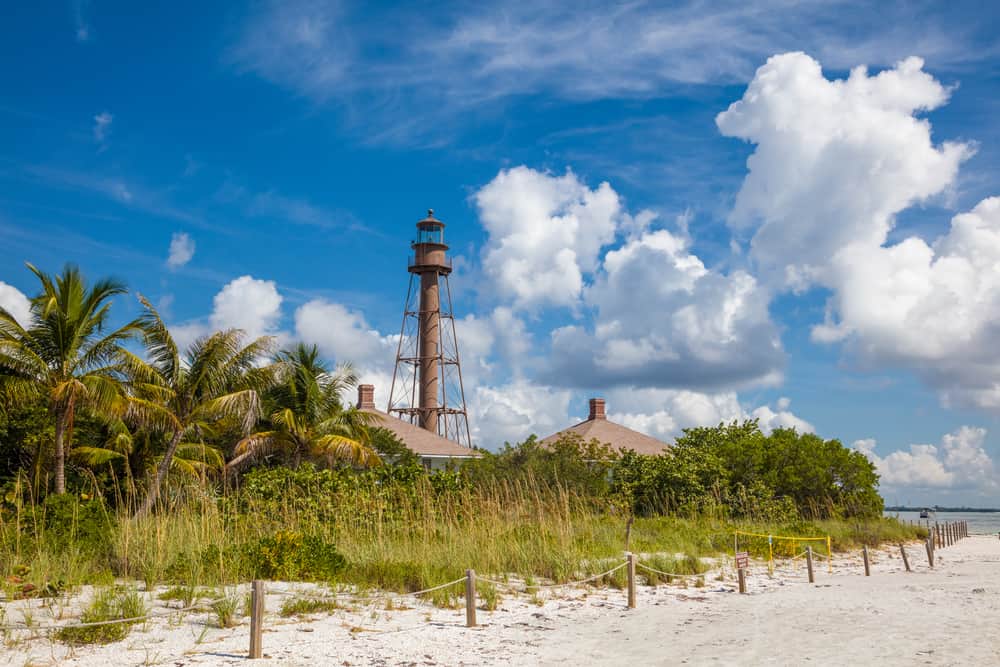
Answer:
[
  {"xmin": 609, "ymin": 421, "xmax": 881, "ymax": 519},
  {"xmin": 241, "ymin": 531, "xmax": 347, "ymax": 581}
]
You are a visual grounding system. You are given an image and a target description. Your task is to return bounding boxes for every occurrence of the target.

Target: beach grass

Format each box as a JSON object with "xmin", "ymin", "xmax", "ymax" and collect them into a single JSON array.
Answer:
[{"xmin": 0, "ymin": 475, "xmax": 923, "ymax": 599}]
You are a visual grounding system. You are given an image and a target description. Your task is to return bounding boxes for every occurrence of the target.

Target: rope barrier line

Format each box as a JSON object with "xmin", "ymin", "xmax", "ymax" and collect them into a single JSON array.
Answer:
[
  {"xmin": 733, "ymin": 530, "xmax": 828, "ymax": 541},
  {"xmin": 477, "ymin": 561, "xmax": 628, "ymax": 591},
  {"xmin": 0, "ymin": 595, "xmax": 230, "ymax": 633},
  {"xmin": 634, "ymin": 563, "xmax": 709, "ymax": 581},
  {"xmin": 734, "ymin": 531, "xmax": 833, "ymax": 575},
  {"xmin": 268, "ymin": 577, "xmax": 467, "ymax": 604}
]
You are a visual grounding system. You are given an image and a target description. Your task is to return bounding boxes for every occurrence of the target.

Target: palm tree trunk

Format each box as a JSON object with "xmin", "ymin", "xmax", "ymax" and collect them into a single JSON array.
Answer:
[
  {"xmin": 138, "ymin": 429, "xmax": 184, "ymax": 516},
  {"xmin": 53, "ymin": 409, "xmax": 67, "ymax": 494},
  {"xmin": 224, "ymin": 451, "xmax": 254, "ymax": 477}
]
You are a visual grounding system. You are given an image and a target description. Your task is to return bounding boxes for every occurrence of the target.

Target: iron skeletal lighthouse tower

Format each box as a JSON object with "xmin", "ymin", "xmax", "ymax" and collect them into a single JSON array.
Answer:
[{"xmin": 388, "ymin": 210, "xmax": 472, "ymax": 446}]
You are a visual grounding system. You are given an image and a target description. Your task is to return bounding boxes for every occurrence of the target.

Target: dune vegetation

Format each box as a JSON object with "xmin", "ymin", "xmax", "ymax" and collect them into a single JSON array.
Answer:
[{"xmin": 0, "ymin": 263, "xmax": 922, "ymax": 603}]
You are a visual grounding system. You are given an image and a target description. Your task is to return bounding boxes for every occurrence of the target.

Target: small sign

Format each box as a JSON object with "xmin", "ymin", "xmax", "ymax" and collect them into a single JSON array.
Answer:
[{"xmin": 735, "ymin": 551, "xmax": 749, "ymax": 569}]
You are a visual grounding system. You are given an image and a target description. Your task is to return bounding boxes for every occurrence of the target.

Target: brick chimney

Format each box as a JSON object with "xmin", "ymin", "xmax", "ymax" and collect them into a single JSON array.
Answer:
[
  {"xmin": 357, "ymin": 384, "xmax": 376, "ymax": 410},
  {"xmin": 588, "ymin": 398, "xmax": 606, "ymax": 421}
]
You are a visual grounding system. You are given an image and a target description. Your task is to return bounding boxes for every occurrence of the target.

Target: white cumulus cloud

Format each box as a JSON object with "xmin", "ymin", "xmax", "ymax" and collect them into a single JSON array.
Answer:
[
  {"xmin": 211, "ymin": 276, "xmax": 283, "ymax": 339},
  {"xmin": 170, "ymin": 275, "xmax": 285, "ymax": 352},
  {"xmin": 605, "ymin": 387, "xmax": 812, "ymax": 442},
  {"xmin": 546, "ymin": 227, "xmax": 783, "ymax": 391},
  {"xmin": 468, "ymin": 380, "xmax": 573, "ymax": 449},
  {"xmin": 0, "ymin": 282, "xmax": 31, "ymax": 327},
  {"xmin": 717, "ymin": 52, "xmax": 972, "ymax": 290},
  {"xmin": 855, "ymin": 427, "xmax": 998, "ymax": 499},
  {"xmin": 474, "ymin": 166, "xmax": 624, "ymax": 310},
  {"xmin": 166, "ymin": 232, "xmax": 195, "ymax": 269},
  {"xmin": 294, "ymin": 300, "xmax": 396, "ymax": 371},
  {"xmin": 718, "ymin": 52, "xmax": 1000, "ymax": 410}
]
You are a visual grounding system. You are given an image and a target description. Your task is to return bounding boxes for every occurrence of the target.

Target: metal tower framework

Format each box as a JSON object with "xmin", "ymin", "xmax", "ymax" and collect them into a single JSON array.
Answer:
[{"xmin": 387, "ymin": 211, "xmax": 472, "ymax": 446}]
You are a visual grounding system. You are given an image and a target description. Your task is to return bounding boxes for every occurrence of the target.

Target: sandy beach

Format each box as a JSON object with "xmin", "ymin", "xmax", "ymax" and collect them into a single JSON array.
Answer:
[{"xmin": 4, "ymin": 535, "xmax": 998, "ymax": 667}]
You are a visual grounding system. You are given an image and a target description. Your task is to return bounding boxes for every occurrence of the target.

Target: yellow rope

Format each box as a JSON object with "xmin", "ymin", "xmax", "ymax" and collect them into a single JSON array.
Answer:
[{"xmin": 734, "ymin": 530, "xmax": 828, "ymax": 541}]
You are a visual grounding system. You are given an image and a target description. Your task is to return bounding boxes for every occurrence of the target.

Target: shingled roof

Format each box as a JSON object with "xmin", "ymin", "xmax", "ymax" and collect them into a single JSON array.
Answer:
[
  {"xmin": 356, "ymin": 385, "xmax": 479, "ymax": 459},
  {"xmin": 540, "ymin": 398, "xmax": 670, "ymax": 456}
]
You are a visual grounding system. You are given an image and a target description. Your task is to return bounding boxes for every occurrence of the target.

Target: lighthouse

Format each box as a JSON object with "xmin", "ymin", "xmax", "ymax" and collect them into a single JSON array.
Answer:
[{"xmin": 388, "ymin": 210, "xmax": 471, "ymax": 445}]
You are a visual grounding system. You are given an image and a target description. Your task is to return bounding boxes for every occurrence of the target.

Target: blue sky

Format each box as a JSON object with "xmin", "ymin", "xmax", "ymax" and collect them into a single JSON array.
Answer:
[{"xmin": 1, "ymin": 1, "xmax": 999, "ymax": 505}]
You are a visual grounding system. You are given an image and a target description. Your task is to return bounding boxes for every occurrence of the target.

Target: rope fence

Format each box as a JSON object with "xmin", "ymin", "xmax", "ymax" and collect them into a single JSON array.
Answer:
[
  {"xmin": 477, "ymin": 562, "xmax": 628, "ymax": 591},
  {"xmin": 0, "ymin": 594, "xmax": 230, "ymax": 633},
  {"xmin": 0, "ymin": 520, "xmax": 972, "ymax": 660}
]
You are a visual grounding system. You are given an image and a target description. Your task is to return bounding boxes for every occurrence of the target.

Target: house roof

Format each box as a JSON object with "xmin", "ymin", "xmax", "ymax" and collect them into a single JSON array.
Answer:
[
  {"xmin": 539, "ymin": 398, "xmax": 670, "ymax": 456},
  {"xmin": 355, "ymin": 385, "xmax": 477, "ymax": 458},
  {"xmin": 361, "ymin": 407, "xmax": 480, "ymax": 458}
]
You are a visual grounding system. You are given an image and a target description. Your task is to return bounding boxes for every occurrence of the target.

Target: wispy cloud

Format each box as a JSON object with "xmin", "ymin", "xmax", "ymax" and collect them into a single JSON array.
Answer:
[
  {"xmin": 214, "ymin": 178, "xmax": 373, "ymax": 234},
  {"xmin": 19, "ymin": 164, "xmax": 221, "ymax": 230},
  {"xmin": 74, "ymin": 0, "xmax": 91, "ymax": 42},
  {"xmin": 226, "ymin": 1, "xmax": 995, "ymax": 144},
  {"xmin": 166, "ymin": 231, "xmax": 196, "ymax": 269},
  {"xmin": 93, "ymin": 111, "xmax": 112, "ymax": 145}
]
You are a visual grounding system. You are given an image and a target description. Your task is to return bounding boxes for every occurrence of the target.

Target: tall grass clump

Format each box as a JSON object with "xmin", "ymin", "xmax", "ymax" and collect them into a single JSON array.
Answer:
[{"xmin": 55, "ymin": 587, "xmax": 146, "ymax": 644}]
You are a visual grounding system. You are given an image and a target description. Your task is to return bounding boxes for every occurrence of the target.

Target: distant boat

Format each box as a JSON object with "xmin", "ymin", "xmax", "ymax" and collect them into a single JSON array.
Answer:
[{"xmin": 919, "ymin": 509, "xmax": 931, "ymax": 518}]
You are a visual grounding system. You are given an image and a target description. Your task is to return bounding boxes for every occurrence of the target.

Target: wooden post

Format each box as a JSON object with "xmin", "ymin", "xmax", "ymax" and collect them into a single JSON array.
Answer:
[
  {"xmin": 935, "ymin": 523, "xmax": 941, "ymax": 548},
  {"xmin": 925, "ymin": 537, "xmax": 934, "ymax": 568},
  {"xmin": 627, "ymin": 553, "xmax": 636, "ymax": 609},
  {"xmin": 806, "ymin": 546, "xmax": 814, "ymax": 584},
  {"xmin": 899, "ymin": 544, "xmax": 910, "ymax": 572},
  {"xmin": 737, "ymin": 567, "xmax": 747, "ymax": 594},
  {"xmin": 249, "ymin": 580, "xmax": 264, "ymax": 659},
  {"xmin": 465, "ymin": 569, "xmax": 477, "ymax": 627},
  {"xmin": 862, "ymin": 545, "xmax": 871, "ymax": 576}
]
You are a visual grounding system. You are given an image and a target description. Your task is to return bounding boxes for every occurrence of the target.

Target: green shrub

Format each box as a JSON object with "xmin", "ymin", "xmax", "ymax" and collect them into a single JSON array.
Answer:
[
  {"xmin": 242, "ymin": 531, "xmax": 346, "ymax": 581},
  {"xmin": 279, "ymin": 596, "xmax": 340, "ymax": 617},
  {"xmin": 55, "ymin": 587, "xmax": 146, "ymax": 644},
  {"xmin": 158, "ymin": 585, "xmax": 215, "ymax": 606},
  {"xmin": 212, "ymin": 592, "xmax": 240, "ymax": 628},
  {"xmin": 39, "ymin": 494, "xmax": 113, "ymax": 556}
]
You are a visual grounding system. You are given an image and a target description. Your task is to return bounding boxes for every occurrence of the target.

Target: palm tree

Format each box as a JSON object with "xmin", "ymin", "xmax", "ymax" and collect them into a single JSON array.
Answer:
[
  {"xmin": 125, "ymin": 297, "xmax": 278, "ymax": 516},
  {"xmin": 72, "ymin": 417, "xmax": 224, "ymax": 495},
  {"xmin": 0, "ymin": 264, "xmax": 140, "ymax": 494},
  {"xmin": 226, "ymin": 343, "xmax": 379, "ymax": 474}
]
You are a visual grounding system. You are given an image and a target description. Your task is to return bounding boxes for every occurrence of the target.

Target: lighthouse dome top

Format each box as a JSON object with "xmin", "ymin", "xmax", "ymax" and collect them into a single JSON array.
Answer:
[
  {"xmin": 414, "ymin": 209, "xmax": 446, "ymax": 246},
  {"xmin": 417, "ymin": 209, "xmax": 445, "ymax": 229}
]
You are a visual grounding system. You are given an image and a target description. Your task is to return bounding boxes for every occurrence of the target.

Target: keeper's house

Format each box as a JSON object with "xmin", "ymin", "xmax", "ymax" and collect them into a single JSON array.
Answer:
[
  {"xmin": 356, "ymin": 384, "xmax": 480, "ymax": 470},
  {"xmin": 540, "ymin": 398, "xmax": 670, "ymax": 456}
]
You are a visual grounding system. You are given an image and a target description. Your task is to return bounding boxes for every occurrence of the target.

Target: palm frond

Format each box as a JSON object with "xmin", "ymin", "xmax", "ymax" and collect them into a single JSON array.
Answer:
[
  {"xmin": 135, "ymin": 294, "xmax": 180, "ymax": 384},
  {"xmin": 194, "ymin": 389, "xmax": 261, "ymax": 434},
  {"xmin": 311, "ymin": 434, "xmax": 380, "ymax": 467},
  {"xmin": 233, "ymin": 431, "xmax": 289, "ymax": 458},
  {"xmin": 175, "ymin": 442, "xmax": 224, "ymax": 471},
  {"xmin": 71, "ymin": 446, "xmax": 126, "ymax": 467}
]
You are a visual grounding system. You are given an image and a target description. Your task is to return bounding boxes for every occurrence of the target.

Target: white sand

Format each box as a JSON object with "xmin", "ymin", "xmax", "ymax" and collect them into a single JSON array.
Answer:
[{"xmin": 4, "ymin": 535, "xmax": 998, "ymax": 666}]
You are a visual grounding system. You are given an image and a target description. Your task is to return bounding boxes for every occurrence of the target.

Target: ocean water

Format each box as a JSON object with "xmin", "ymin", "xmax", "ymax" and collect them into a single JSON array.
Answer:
[{"xmin": 884, "ymin": 510, "xmax": 1000, "ymax": 535}]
